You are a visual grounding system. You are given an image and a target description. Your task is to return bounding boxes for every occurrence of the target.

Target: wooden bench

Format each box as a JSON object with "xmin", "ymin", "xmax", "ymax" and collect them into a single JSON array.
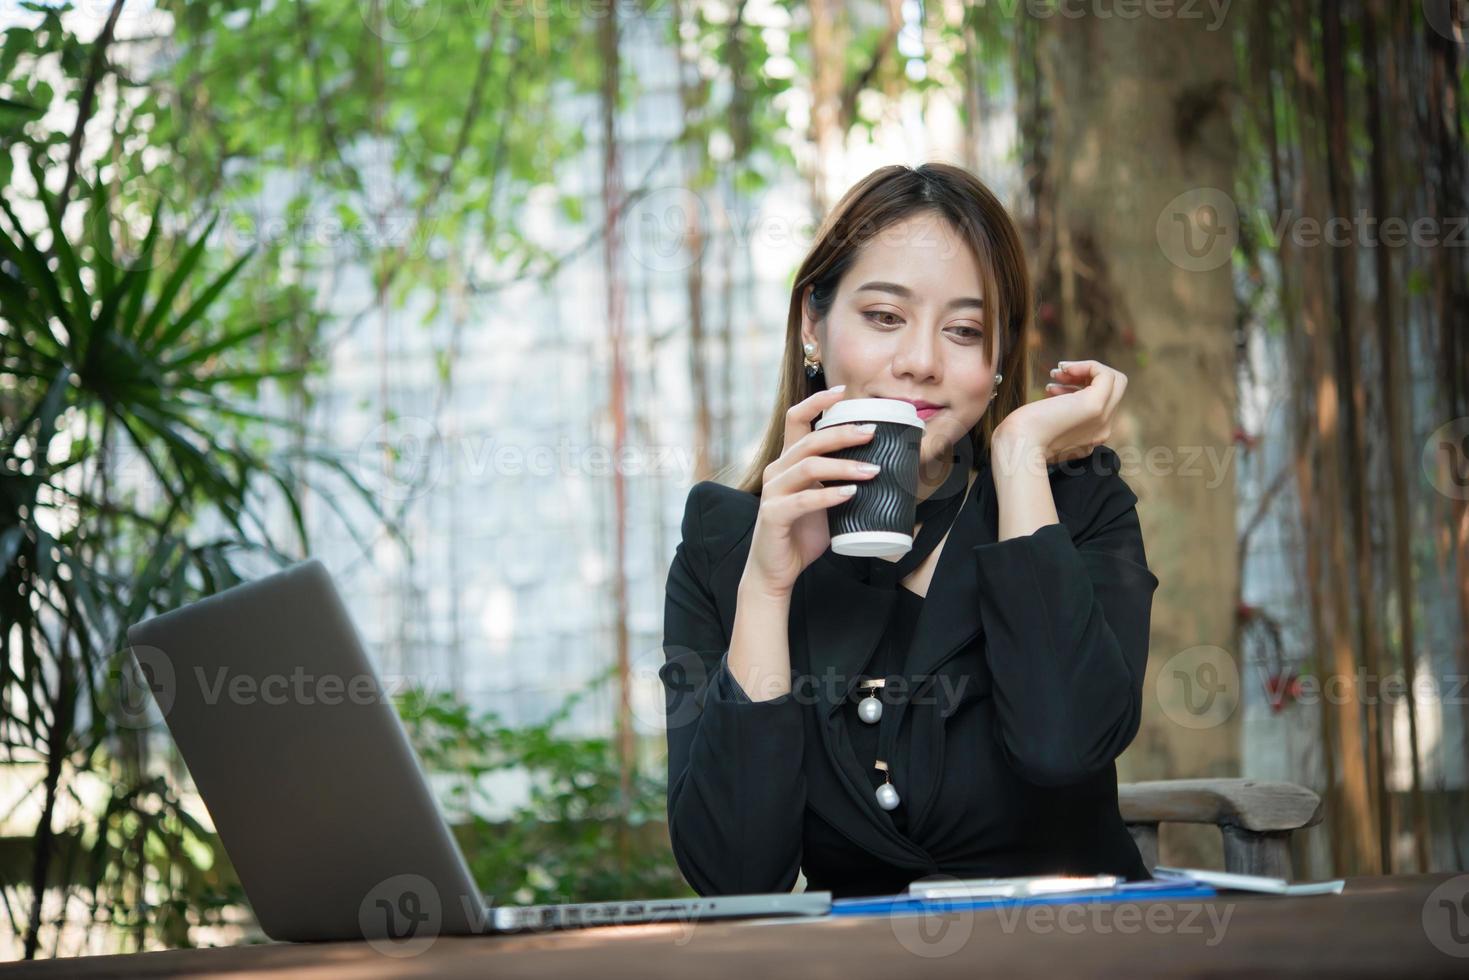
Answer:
[{"xmin": 1120, "ymin": 778, "xmax": 1324, "ymax": 879}]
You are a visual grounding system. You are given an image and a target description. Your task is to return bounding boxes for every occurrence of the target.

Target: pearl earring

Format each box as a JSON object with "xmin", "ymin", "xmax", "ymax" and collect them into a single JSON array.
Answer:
[{"xmin": 803, "ymin": 341, "xmax": 822, "ymax": 378}]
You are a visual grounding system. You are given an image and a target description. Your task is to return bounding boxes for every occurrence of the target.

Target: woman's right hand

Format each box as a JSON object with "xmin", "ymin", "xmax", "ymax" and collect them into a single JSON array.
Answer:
[{"xmin": 741, "ymin": 385, "xmax": 881, "ymax": 599}]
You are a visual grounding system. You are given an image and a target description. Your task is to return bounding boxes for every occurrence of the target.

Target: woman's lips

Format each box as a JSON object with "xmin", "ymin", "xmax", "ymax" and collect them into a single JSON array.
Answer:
[{"xmin": 873, "ymin": 395, "xmax": 943, "ymax": 419}]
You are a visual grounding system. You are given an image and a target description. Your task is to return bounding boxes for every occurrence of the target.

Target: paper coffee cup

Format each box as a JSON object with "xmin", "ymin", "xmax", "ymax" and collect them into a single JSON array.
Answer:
[{"xmin": 813, "ymin": 398, "xmax": 925, "ymax": 557}]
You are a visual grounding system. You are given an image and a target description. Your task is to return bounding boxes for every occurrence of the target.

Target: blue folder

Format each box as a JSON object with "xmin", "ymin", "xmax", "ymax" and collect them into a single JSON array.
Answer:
[{"xmin": 829, "ymin": 878, "xmax": 1218, "ymax": 917}]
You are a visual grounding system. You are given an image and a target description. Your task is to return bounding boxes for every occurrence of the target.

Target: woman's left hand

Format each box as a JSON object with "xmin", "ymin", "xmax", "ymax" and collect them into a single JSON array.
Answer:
[{"xmin": 991, "ymin": 359, "xmax": 1128, "ymax": 466}]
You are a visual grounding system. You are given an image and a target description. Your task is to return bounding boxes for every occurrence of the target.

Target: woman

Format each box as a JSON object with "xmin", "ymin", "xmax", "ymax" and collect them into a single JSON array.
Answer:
[{"xmin": 659, "ymin": 163, "xmax": 1159, "ymax": 898}]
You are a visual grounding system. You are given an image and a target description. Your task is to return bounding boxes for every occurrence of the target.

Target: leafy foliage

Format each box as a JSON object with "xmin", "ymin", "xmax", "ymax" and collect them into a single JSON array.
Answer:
[{"xmin": 397, "ymin": 667, "xmax": 688, "ymax": 907}]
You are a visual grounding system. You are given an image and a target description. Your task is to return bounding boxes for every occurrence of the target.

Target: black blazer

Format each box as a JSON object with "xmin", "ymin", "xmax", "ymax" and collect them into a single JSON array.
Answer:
[{"xmin": 659, "ymin": 445, "xmax": 1159, "ymax": 897}]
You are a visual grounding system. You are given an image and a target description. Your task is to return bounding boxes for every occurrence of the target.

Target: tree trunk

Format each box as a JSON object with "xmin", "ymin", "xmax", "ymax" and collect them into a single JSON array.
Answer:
[
  {"xmin": 1247, "ymin": 0, "xmax": 1343, "ymax": 879},
  {"xmin": 597, "ymin": 0, "xmax": 633, "ymax": 876},
  {"xmin": 1033, "ymin": 5, "xmax": 1241, "ymax": 858},
  {"xmin": 1287, "ymin": 0, "xmax": 1378, "ymax": 876},
  {"xmin": 23, "ymin": 645, "xmax": 73, "ymax": 960},
  {"xmin": 1423, "ymin": 0, "xmax": 1469, "ymax": 792},
  {"xmin": 1363, "ymin": 0, "xmax": 1428, "ymax": 873},
  {"xmin": 1321, "ymin": 0, "xmax": 1390, "ymax": 874},
  {"xmin": 807, "ymin": 0, "xmax": 843, "ymax": 216},
  {"xmin": 672, "ymin": 0, "xmax": 712, "ymax": 483}
]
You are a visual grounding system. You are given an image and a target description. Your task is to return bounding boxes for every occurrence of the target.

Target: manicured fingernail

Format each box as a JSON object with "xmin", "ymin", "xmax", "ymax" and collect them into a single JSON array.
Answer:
[
  {"xmin": 857, "ymin": 423, "xmax": 877, "ymax": 432},
  {"xmin": 831, "ymin": 384, "xmax": 846, "ymax": 392}
]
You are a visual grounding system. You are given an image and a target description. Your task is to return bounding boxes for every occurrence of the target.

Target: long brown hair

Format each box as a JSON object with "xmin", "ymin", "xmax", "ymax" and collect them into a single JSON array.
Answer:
[{"xmin": 726, "ymin": 162, "xmax": 1033, "ymax": 494}]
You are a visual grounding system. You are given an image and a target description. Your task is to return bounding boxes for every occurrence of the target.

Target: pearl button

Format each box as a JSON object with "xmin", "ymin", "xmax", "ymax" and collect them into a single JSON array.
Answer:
[
  {"xmin": 876, "ymin": 782, "xmax": 901, "ymax": 810},
  {"xmin": 857, "ymin": 694, "xmax": 882, "ymax": 724}
]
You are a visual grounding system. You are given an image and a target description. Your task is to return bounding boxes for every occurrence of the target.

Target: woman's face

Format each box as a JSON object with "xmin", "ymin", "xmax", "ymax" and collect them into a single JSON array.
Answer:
[{"xmin": 801, "ymin": 211, "xmax": 1001, "ymax": 473}]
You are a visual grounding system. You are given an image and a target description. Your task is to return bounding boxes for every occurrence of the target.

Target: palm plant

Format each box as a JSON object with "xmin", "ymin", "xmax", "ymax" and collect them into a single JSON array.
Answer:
[{"xmin": 0, "ymin": 162, "xmax": 388, "ymax": 957}]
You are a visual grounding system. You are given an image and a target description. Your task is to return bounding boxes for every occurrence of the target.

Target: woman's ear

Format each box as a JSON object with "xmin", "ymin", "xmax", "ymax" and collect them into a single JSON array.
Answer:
[{"xmin": 799, "ymin": 285, "xmax": 818, "ymax": 349}]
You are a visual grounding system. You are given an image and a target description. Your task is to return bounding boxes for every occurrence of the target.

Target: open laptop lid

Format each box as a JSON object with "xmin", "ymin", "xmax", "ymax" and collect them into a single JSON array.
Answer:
[{"xmin": 125, "ymin": 558, "xmax": 485, "ymax": 943}]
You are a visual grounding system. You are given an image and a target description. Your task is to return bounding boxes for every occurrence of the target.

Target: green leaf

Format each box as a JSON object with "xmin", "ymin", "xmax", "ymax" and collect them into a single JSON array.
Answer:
[
  {"xmin": 0, "ymin": 95, "xmax": 44, "ymax": 120},
  {"xmin": 0, "ymin": 194, "xmax": 77, "ymax": 338},
  {"xmin": 134, "ymin": 212, "xmax": 221, "ymax": 350},
  {"xmin": 89, "ymin": 178, "xmax": 117, "ymax": 297},
  {"xmin": 120, "ymin": 197, "xmax": 165, "ymax": 337},
  {"xmin": 4, "ymin": 362, "xmax": 71, "ymax": 464},
  {"xmin": 161, "ymin": 318, "xmax": 275, "ymax": 372},
  {"xmin": 146, "ymin": 247, "xmax": 256, "ymax": 356},
  {"xmin": 1405, "ymin": 267, "xmax": 1429, "ymax": 297}
]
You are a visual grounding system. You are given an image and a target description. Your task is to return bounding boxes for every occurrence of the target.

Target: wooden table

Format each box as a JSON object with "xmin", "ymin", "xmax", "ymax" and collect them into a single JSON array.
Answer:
[{"xmin": 7, "ymin": 874, "xmax": 1467, "ymax": 977}]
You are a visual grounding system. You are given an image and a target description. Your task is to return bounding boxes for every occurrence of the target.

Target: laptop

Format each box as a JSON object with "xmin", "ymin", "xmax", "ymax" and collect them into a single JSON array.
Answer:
[{"xmin": 124, "ymin": 558, "xmax": 830, "ymax": 942}]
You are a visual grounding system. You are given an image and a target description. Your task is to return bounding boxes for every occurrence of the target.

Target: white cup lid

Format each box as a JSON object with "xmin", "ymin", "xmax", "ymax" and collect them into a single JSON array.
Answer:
[
  {"xmin": 831, "ymin": 530, "xmax": 913, "ymax": 558},
  {"xmin": 814, "ymin": 397, "xmax": 925, "ymax": 430}
]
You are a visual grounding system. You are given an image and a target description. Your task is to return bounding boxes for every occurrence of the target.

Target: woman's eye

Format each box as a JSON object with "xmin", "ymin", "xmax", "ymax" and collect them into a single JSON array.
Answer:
[{"xmin": 862, "ymin": 311, "xmax": 982, "ymax": 340}]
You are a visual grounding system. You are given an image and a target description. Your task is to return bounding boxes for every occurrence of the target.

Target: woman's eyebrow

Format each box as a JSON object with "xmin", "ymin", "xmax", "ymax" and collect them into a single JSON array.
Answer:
[{"xmin": 855, "ymin": 281, "xmax": 985, "ymax": 310}]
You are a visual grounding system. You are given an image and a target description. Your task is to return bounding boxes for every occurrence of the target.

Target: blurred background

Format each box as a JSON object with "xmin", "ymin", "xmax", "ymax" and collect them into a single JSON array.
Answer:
[{"xmin": 1, "ymin": 0, "xmax": 1466, "ymax": 959}]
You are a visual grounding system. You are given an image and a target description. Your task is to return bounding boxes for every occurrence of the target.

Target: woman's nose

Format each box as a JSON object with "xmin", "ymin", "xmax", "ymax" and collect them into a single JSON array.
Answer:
[{"xmin": 893, "ymin": 325, "xmax": 939, "ymax": 379}]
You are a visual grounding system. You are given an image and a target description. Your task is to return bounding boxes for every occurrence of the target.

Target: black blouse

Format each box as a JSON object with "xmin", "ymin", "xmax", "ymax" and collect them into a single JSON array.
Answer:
[{"xmin": 666, "ymin": 444, "xmax": 1158, "ymax": 899}]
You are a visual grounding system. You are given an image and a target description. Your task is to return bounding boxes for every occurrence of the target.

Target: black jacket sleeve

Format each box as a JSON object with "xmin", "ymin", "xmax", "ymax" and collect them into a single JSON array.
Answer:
[
  {"xmin": 659, "ymin": 482, "xmax": 807, "ymax": 895},
  {"xmin": 970, "ymin": 450, "xmax": 1160, "ymax": 787}
]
